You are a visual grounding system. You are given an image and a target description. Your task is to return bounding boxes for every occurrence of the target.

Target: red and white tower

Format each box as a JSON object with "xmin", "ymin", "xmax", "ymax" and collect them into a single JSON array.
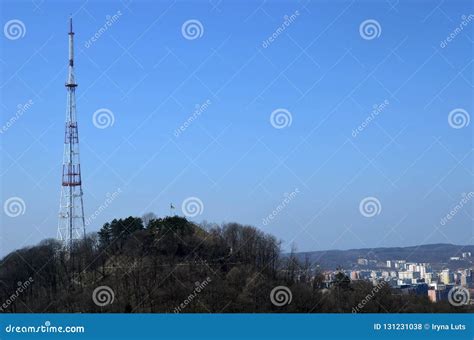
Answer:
[{"xmin": 57, "ymin": 17, "xmax": 85, "ymax": 249}]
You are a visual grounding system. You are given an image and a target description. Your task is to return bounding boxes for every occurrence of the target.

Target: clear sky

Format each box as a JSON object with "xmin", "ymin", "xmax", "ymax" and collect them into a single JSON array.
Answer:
[{"xmin": 1, "ymin": 0, "xmax": 472, "ymax": 256}]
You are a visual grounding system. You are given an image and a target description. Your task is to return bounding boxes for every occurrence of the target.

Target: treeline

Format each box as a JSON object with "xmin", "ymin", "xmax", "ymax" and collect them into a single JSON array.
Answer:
[{"xmin": 0, "ymin": 216, "xmax": 468, "ymax": 313}]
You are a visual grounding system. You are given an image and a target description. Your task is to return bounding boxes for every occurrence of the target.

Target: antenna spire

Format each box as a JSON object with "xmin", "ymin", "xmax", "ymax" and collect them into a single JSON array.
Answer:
[{"xmin": 67, "ymin": 16, "xmax": 75, "ymax": 82}]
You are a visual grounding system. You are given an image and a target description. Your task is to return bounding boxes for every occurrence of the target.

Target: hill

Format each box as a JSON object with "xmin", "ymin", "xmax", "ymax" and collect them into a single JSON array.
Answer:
[{"xmin": 0, "ymin": 216, "xmax": 470, "ymax": 313}]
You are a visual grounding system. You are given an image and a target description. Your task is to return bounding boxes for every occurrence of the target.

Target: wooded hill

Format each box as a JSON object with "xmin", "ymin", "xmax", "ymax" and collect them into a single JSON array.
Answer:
[{"xmin": 0, "ymin": 216, "xmax": 469, "ymax": 313}]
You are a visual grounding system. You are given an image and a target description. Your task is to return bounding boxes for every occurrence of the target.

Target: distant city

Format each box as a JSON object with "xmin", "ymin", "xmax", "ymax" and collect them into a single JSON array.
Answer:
[{"xmin": 319, "ymin": 251, "xmax": 473, "ymax": 304}]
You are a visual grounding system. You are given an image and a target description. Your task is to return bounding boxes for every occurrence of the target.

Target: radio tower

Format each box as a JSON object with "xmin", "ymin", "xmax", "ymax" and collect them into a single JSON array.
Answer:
[{"xmin": 57, "ymin": 17, "xmax": 85, "ymax": 249}]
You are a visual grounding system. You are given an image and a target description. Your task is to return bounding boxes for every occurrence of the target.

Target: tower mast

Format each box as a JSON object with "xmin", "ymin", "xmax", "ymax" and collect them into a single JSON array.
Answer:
[{"xmin": 57, "ymin": 17, "xmax": 85, "ymax": 250}]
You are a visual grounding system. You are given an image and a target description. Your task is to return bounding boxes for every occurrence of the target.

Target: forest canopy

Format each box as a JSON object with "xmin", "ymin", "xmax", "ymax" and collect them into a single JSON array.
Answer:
[{"xmin": 0, "ymin": 216, "xmax": 468, "ymax": 313}]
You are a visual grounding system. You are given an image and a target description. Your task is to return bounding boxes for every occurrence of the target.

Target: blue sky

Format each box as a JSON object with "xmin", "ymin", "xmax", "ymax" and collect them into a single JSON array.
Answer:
[{"xmin": 1, "ymin": 0, "xmax": 473, "ymax": 256}]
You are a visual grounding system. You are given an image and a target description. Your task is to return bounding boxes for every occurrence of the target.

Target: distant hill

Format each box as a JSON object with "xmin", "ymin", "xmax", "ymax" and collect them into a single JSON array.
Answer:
[{"xmin": 295, "ymin": 244, "xmax": 474, "ymax": 270}]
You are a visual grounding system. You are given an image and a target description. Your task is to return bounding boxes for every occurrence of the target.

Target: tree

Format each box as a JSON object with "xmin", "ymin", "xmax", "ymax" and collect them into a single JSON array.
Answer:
[{"xmin": 98, "ymin": 222, "xmax": 112, "ymax": 248}]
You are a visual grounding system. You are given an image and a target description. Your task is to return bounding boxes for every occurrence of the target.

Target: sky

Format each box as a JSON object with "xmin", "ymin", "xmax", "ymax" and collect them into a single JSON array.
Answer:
[{"xmin": 0, "ymin": 0, "xmax": 473, "ymax": 257}]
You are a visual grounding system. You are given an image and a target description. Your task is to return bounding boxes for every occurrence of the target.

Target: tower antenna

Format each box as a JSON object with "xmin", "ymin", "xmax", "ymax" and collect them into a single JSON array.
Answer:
[{"xmin": 57, "ymin": 16, "xmax": 86, "ymax": 251}]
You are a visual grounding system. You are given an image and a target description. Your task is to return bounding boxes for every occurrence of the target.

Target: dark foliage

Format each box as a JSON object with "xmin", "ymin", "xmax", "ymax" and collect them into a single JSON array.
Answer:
[{"xmin": 0, "ymin": 217, "xmax": 469, "ymax": 313}]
